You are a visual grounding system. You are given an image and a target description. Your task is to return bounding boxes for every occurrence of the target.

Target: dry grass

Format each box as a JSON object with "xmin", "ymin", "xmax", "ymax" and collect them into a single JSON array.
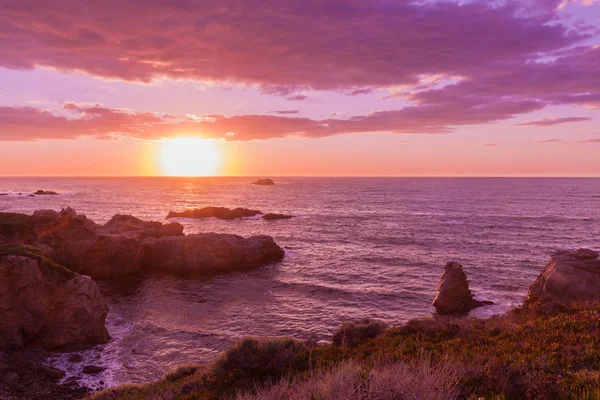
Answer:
[{"xmin": 235, "ymin": 357, "xmax": 462, "ymax": 400}]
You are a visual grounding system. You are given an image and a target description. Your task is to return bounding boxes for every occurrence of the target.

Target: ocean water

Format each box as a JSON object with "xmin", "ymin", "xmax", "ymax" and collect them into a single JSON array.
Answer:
[{"xmin": 1, "ymin": 177, "xmax": 599, "ymax": 389}]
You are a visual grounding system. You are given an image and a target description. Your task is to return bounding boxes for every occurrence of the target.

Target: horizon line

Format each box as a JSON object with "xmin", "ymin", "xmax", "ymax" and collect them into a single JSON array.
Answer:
[{"xmin": 2, "ymin": 175, "xmax": 600, "ymax": 179}]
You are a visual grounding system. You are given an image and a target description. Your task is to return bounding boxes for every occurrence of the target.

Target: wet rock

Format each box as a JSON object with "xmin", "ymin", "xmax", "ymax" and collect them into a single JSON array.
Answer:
[
  {"xmin": 263, "ymin": 213, "xmax": 293, "ymax": 221},
  {"xmin": 40, "ymin": 366, "xmax": 65, "ymax": 379},
  {"xmin": 251, "ymin": 178, "xmax": 275, "ymax": 185},
  {"xmin": 34, "ymin": 190, "xmax": 59, "ymax": 195},
  {"xmin": 67, "ymin": 354, "xmax": 84, "ymax": 363},
  {"xmin": 432, "ymin": 262, "xmax": 492, "ymax": 315},
  {"xmin": 82, "ymin": 365, "xmax": 106, "ymax": 374},
  {"xmin": 167, "ymin": 207, "xmax": 263, "ymax": 220},
  {"xmin": 142, "ymin": 233, "xmax": 285, "ymax": 274},
  {"xmin": 526, "ymin": 248, "xmax": 600, "ymax": 305},
  {"xmin": 3, "ymin": 372, "xmax": 19, "ymax": 388},
  {"xmin": 60, "ymin": 207, "xmax": 77, "ymax": 218},
  {"xmin": 0, "ymin": 253, "xmax": 109, "ymax": 350}
]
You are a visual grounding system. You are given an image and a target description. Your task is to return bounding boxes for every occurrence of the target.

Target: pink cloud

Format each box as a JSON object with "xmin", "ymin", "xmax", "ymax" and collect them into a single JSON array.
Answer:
[
  {"xmin": 516, "ymin": 117, "xmax": 592, "ymax": 126},
  {"xmin": 0, "ymin": 96, "xmax": 544, "ymax": 142}
]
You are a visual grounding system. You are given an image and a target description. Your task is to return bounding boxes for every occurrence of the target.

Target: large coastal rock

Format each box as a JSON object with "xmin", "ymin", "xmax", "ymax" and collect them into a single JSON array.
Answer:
[
  {"xmin": 53, "ymin": 235, "xmax": 145, "ymax": 279},
  {"xmin": 1, "ymin": 209, "xmax": 286, "ymax": 279},
  {"xmin": 433, "ymin": 262, "xmax": 492, "ymax": 315},
  {"xmin": 167, "ymin": 207, "xmax": 263, "ymax": 220},
  {"xmin": 142, "ymin": 234, "xmax": 285, "ymax": 274},
  {"xmin": 100, "ymin": 214, "xmax": 184, "ymax": 238},
  {"xmin": 0, "ymin": 249, "xmax": 109, "ymax": 350},
  {"xmin": 526, "ymin": 248, "xmax": 600, "ymax": 305}
]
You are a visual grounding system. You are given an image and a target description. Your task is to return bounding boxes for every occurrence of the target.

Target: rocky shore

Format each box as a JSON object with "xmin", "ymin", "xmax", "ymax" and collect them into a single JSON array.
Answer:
[{"xmin": 3, "ymin": 244, "xmax": 598, "ymax": 399}]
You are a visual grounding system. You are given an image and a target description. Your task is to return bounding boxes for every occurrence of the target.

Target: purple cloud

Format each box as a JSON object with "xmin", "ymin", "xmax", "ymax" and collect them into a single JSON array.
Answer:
[
  {"xmin": 272, "ymin": 110, "xmax": 300, "ymax": 115},
  {"xmin": 286, "ymin": 95, "xmax": 309, "ymax": 102},
  {"xmin": 516, "ymin": 117, "xmax": 592, "ymax": 126}
]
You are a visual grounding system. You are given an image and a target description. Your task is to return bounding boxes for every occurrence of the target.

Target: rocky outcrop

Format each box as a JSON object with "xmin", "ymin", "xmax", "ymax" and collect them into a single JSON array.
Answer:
[
  {"xmin": 167, "ymin": 207, "xmax": 263, "ymax": 220},
  {"xmin": 433, "ymin": 262, "xmax": 492, "ymax": 315},
  {"xmin": 1, "ymin": 209, "xmax": 285, "ymax": 280},
  {"xmin": 0, "ymin": 248, "xmax": 109, "ymax": 350},
  {"xmin": 33, "ymin": 190, "xmax": 59, "ymax": 195},
  {"xmin": 142, "ymin": 234, "xmax": 285, "ymax": 274},
  {"xmin": 526, "ymin": 248, "xmax": 600, "ymax": 305},
  {"xmin": 53, "ymin": 235, "xmax": 145, "ymax": 279},
  {"xmin": 251, "ymin": 179, "xmax": 275, "ymax": 185},
  {"xmin": 100, "ymin": 214, "xmax": 184, "ymax": 238},
  {"xmin": 263, "ymin": 213, "xmax": 293, "ymax": 221}
]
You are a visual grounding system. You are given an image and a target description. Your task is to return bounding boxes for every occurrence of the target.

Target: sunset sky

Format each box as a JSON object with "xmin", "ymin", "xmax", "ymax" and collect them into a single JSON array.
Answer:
[{"xmin": 1, "ymin": 0, "xmax": 599, "ymax": 176}]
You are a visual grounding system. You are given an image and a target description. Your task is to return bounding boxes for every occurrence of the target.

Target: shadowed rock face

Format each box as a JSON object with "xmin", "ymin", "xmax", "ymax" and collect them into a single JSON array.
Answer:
[
  {"xmin": 251, "ymin": 179, "xmax": 275, "ymax": 185},
  {"xmin": 142, "ymin": 234, "xmax": 285, "ymax": 274},
  {"xmin": 0, "ymin": 254, "xmax": 109, "ymax": 350},
  {"xmin": 526, "ymin": 248, "xmax": 600, "ymax": 305},
  {"xmin": 433, "ymin": 262, "xmax": 492, "ymax": 315},
  {"xmin": 167, "ymin": 207, "xmax": 263, "ymax": 220}
]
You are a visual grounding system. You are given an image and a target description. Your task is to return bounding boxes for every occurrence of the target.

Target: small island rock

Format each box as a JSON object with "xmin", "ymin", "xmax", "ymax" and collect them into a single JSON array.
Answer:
[
  {"xmin": 34, "ymin": 190, "xmax": 59, "ymax": 195},
  {"xmin": 263, "ymin": 213, "xmax": 294, "ymax": 221},
  {"xmin": 251, "ymin": 179, "xmax": 275, "ymax": 186},
  {"xmin": 167, "ymin": 207, "xmax": 262, "ymax": 220},
  {"xmin": 432, "ymin": 261, "xmax": 492, "ymax": 315}
]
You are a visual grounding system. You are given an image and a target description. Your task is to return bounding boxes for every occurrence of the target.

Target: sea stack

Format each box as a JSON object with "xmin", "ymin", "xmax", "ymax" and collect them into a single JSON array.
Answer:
[
  {"xmin": 433, "ymin": 261, "xmax": 492, "ymax": 315},
  {"xmin": 526, "ymin": 248, "xmax": 600, "ymax": 305}
]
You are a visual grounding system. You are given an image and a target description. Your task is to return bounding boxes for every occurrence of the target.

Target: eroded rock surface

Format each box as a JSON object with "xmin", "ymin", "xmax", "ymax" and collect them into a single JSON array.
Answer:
[
  {"xmin": 526, "ymin": 248, "xmax": 600, "ymax": 305},
  {"xmin": 0, "ymin": 252, "xmax": 109, "ymax": 350}
]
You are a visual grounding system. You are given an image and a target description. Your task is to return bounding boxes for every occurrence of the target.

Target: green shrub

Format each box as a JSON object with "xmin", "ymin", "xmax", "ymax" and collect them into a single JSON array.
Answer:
[
  {"xmin": 332, "ymin": 318, "xmax": 387, "ymax": 347},
  {"xmin": 212, "ymin": 337, "xmax": 309, "ymax": 389}
]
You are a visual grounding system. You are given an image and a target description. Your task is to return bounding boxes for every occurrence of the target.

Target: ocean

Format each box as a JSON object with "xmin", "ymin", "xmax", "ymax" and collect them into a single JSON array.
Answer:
[{"xmin": 1, "ymin": 177, "xmax": 598, "ymax": 389}]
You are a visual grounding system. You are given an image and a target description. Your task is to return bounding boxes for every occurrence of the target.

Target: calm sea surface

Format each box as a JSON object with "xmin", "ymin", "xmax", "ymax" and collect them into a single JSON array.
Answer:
[{"xmin": 1, "ymin": 177, "xmax": 599, "ymax": 388}]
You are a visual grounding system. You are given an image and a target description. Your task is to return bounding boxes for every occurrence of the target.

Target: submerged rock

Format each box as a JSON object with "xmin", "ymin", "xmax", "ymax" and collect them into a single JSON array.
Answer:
[
  {"xmin": 0, "ymin": 250, "xmax": 109, "ymax": 350},
  {"xmin": 432, "ymin": 262, "xmax": 492, "ymax": 315},
  {"xmin": 167, "ymin": 207, "xmax": 263, "ymax": 220},
  {"xmin": 142, "ymin": 233, "xmax": 285, "ymax": 274},
  {"xmin": 526, "ymin": 248, "xmax": 600, "ymax": 305},
  {"xmin": 251, "ymin": 178, "xmax": 275, "ymax": 185},
  {"xmin": 263, "ymin": 213, "xmax": 293, "ymax": 221},
  {"xmin": 82, "ymin": 365, "xmax": 106, "ymax": 374}
]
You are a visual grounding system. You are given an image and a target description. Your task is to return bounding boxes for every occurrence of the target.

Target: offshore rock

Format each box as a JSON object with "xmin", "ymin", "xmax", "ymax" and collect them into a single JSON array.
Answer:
[
  {"xmin": 433, "ymin": 262, "xmax": 492, "ymax": 315},
  {"xmin": 167, "ymin": 207, "xmax": 263, "ymax": 220},
  {"xmin": 0, "ymin": 253, "xmax": 109, "ymax": 350},
  {"xmin": 101, "ymin": 214, "xmax": 184, "ymax": 239},
  {"xmin": 526, "ymin": 248, "xmax": 600, "ymax": 305},
  {"xmin": 142, "ymin": 233, "xmax": 285, "ymax": 274},
  {"xmin": 263, "ymin": 213, "xmax": 294, "ymax": 221},
  {"xmin": 251, "ymin": 178, "xmax": 275, "ymax": 185}
]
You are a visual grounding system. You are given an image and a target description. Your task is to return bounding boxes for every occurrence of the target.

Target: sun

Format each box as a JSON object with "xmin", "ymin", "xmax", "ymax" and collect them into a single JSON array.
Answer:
[{"xmin": 160, "ymin": 137, "xmax": 222, "ymax": 176}]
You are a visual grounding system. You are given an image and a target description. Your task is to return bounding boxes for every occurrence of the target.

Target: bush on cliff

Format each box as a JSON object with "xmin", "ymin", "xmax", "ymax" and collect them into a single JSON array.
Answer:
[{"xmin": 331, "ymin": 318, "xmax": 387, "ymax": 347}]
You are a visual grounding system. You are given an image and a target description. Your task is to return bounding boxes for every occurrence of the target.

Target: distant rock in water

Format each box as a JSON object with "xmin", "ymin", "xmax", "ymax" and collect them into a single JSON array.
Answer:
[
  {"xmin": 526, "ymin": 248, "xmax": 600, "ymax": 305},
  {"xmin": 433, "ymin": 262, "xmax": 493, "ymax": 315},
  {"xmin": 263, "ymin": 213, "xmax": 294, "ymax": 221},
  {"xmin": 0, "ymin": 245, "xmax": 109, "ymax": 350},
  {"xmin": 251, "ymin": 178, "xmax": 275, "ymax": 186},
  {"xmin": 34, "ymin": 190, "xmax": 59, "ymax": 195},
  {"xmin": 167, "ymin": 207, "xmax": 263, "ymax": 220}
]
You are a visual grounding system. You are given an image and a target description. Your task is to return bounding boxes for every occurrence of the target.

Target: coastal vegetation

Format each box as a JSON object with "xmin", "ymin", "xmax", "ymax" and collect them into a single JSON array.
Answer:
[{"xmin": 90, "ymin": 302, "xmax": 600, "ymax": 400}]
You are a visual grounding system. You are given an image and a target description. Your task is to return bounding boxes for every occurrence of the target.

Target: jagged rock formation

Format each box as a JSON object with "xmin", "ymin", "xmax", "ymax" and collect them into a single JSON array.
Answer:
[
  {"xmin": 0, "ymin": 246, "xmax": 109, "ymax": 350},
  {"xmin": 433, "ymin": 261, "xmax": 492, "ymax": 315},
  {"xmin": 526, "ymin": 248, "xmax": 600, "ymax": 305},
  {"xmin": 263, "ymin": 213, "xmax": 294, "ymax": 221}
]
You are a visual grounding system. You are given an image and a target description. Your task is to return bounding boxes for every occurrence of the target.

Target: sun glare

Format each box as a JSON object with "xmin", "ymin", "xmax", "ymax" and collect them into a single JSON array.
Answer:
[{"xmin": 160, "ymin": 137, "xmax": 221, "ymax": 176}]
